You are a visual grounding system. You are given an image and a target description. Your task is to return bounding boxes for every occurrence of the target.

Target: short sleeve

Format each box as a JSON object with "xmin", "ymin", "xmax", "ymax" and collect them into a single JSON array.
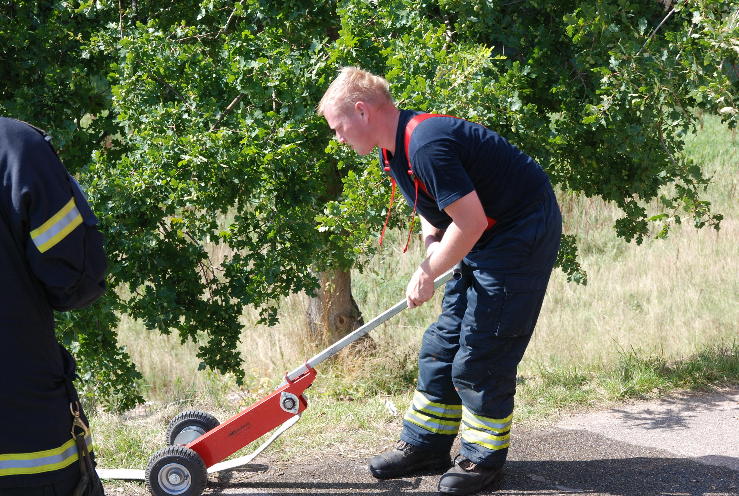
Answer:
[{"xmin": 411, "ymin": 139, "xmax": 475, "ymax": 211}]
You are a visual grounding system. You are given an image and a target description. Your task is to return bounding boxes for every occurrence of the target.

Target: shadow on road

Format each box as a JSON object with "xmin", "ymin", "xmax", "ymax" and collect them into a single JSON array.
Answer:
[
  {"xmin": 207, "ymin": 455, "xmax": 738, "ymax": 495},
  {"xmin": 608, "ymin": 389, "xmax": 737, "ymax": 431},
  {"xmin": 211, "ymin": 473, "xmax": 440, "ymax": 495},
  {"xmin": 501, "ymin": 457, "xmax": 738, "ymax": 495}
]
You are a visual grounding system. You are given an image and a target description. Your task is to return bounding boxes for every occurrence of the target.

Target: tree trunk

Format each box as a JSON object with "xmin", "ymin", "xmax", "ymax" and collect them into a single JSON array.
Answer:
[{"xmin": 305, "ymin": 269, "xmax": 364, "ymax": 346}]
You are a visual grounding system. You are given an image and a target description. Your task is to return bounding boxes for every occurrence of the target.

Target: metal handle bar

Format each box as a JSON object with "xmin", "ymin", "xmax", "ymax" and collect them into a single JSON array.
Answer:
[{"xmin": 284, "ymin": 267, "xmax": 459, "ymax": 383}]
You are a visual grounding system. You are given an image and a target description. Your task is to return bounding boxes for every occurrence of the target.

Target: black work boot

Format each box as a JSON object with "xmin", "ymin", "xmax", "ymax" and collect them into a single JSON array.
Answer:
[
  {"xmin": 369, "ymin": 440, "xmax": 452, "ymax": 479},
  {"xmin": 437, "ymin": 455, "xmax": 503, "ymax": 495}
]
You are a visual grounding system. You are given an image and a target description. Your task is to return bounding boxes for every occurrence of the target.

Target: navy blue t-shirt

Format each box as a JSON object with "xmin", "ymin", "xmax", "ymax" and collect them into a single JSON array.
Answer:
[{"xmin": 379, "ymin": 110, "xmax": 549, "ymax": 246}]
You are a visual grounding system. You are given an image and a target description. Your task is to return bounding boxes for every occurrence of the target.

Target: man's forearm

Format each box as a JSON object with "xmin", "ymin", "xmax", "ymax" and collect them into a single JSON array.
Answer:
[
  {"xmin": 419, "ymin": 221, "xmax": 479, "ymax": 279},
  {"xmin": 420, "ymin": 216, "xmax": 444, "ymax": 254},
  {"xmin": 418, "ymin": 191, "xmax": 487, "ymax": 279},
  {"xmin": 405, "ymin": 191, "xmax": 487, "ymax": 308}
]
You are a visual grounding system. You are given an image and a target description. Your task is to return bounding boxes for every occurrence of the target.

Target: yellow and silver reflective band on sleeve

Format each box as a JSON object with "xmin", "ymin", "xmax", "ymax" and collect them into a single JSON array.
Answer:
[
  {"xmin": 30, "ymin": 197, "xmax": 83, "ymax": 253},
  {"xmin": 0, "ymin": 435, "xmax": 92, "ymax": 476},
  {"xmin": 460, "ymin": 407, "xmax": 512, "ymax": 451},
  {"xmin": 403, "ymin": 391, "xmax": 462, "ymax": 435}
]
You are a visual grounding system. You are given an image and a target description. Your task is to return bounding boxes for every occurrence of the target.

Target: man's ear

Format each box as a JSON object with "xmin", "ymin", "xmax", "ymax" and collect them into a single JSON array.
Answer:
[{"xmin": 355, "ymin": 101, "xmax": 368, "ymax": 119}]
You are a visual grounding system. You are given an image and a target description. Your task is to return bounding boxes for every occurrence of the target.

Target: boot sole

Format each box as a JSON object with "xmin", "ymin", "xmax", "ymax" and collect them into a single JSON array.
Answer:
[{"xmin": 369, "ymin": 459, "xmax": 452, "ymax": 480}]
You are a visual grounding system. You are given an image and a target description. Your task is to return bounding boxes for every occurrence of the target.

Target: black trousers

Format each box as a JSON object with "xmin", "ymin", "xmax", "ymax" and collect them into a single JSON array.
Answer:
[{"xmin": 0, "ymin": 470, "xmax": 81, "ymax": 496}]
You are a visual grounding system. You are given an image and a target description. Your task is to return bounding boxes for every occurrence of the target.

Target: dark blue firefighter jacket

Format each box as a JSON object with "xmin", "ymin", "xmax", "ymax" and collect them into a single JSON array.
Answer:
[{"xmin": 0, "ymin": 117, "xmax": 106, "ymax": 488}]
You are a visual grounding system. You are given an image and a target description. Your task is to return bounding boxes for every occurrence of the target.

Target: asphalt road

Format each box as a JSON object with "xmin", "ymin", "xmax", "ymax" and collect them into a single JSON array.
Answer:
[{"xmin": 107, "ymin": 387, "xmax": 738, "ymax": 496}]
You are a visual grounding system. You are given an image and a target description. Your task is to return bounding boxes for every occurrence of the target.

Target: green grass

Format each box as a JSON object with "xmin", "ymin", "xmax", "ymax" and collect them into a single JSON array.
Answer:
[
  {"xmin": 94, "ymin": 114, "xmax": 738, "ymax": 480},
  {"xmin": 514, "ymin": 342, "xmax": 738, "ymax": 421}
]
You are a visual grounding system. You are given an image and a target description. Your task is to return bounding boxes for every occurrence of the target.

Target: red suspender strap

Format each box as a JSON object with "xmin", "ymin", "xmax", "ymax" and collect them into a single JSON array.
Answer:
[
  {"xmin": 404, "ymin": 113, "xmax": 452, "ymax": 197},
  {"xmin": 379, "ymin": 113, "xmax": 497, "ymax": 251},
  {"xmin": 400, "ymin": 114, "xmax": 452, "ymax": 252},
  {"xmin": 378, "ymin": 148, "xmax": 396, "ymax": 247}
]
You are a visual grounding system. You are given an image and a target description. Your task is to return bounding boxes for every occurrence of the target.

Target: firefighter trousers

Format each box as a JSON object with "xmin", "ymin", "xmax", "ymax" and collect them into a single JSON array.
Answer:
[
  {"xmin": 0, "ymin": 469, "xmax": 80, "ymax": 496},
  {"xmin": 400, "ymin": 185, "xmax": 562, "ymax": 469}
]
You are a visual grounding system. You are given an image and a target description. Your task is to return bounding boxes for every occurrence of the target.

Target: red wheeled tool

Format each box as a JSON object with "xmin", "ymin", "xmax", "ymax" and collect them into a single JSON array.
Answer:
[
  {"xmin": 144, "ymin": 367, "xmax": 318, "ymax": 496},
  {"xmin": 103, "ymin": 269, "xmax": 456, "ymax": 496}
]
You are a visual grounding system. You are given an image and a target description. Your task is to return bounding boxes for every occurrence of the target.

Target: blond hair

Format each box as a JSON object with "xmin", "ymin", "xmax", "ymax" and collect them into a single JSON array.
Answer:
[{"xmin": 317, "ymin": 66, "xmax": 394, "ymax": 115}]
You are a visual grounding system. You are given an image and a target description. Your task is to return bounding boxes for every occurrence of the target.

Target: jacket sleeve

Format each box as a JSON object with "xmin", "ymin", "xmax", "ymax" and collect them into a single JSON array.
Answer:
[{"xmin": 9, "ymin": 123, "xmax": 107, "ymax": 311}]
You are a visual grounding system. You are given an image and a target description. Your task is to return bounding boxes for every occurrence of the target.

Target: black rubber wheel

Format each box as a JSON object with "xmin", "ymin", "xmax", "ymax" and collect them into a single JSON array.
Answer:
[
  {"xmin": 166, "ymin": 410, "xmax": 220, "ymax": 446},
  {"xmin": 145, "ymin": 445, "xmax": 207, "ymax": 496}
]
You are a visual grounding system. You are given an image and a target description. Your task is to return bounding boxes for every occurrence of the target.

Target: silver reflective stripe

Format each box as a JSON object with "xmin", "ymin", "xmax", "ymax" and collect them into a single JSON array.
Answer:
[
  {"xmin": 405, "ymin": 410, "xmax": 460, "ymax": 435},
  {"xmin": 0, "ymin": 436, "xmax": 91, "ymax": 475},
  {"xmin": 412, "ymin": 391, "xmax": 462, "ymax": 419},
  {"xmin": 462, "ymin": 407, "xmax": 512, "ymax": 433},
  {"xmin": 461, "ymin": 425, "xmax": 510, "ymax": 450},
  {"xmin": 0, "ymin": 443, "xmax": 77, "ymax": 470},
  {"xmin": 30, "ymin": 197, "xmax": 83, "ymax": 253}
]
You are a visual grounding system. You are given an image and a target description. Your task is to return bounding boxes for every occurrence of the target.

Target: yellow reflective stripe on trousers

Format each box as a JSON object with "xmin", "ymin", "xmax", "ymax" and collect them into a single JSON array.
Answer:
[
  {"xmin": 0, "ymin": 435, "xmax": 91, "ymax": 476},
  {"xmin": 462, "ymin": 407, "xmax": 512, "ymax": 433},
  {"xmin": 460, "ymin": 424, "xmax": 510, "ymax": 451},
  {"xmin": 411, "ymin": 391, "xmax": 463, "ymax": 419},
  {"xmin": 30, "ymin": 197, "xmax": 83, "ymax": 253},
  {"xmin": 404, "ymin": 410, "xmax": 460, "ymax": 435}
]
